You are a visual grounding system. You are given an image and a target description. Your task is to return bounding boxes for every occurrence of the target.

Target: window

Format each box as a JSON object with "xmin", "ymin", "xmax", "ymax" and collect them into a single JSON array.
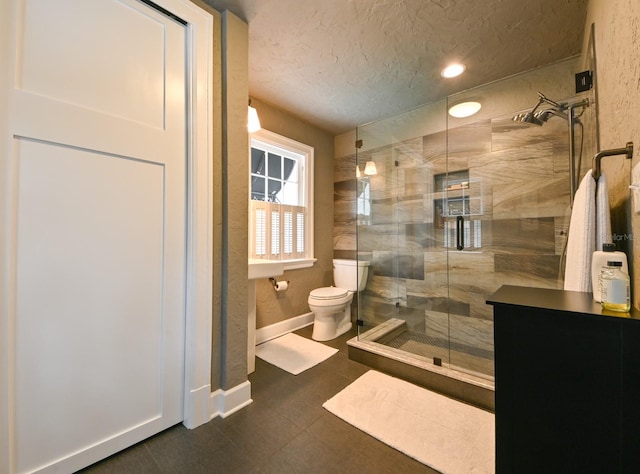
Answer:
[{"xmin": 249, "ymin": 129, "xmax": 314, "ymax": 269}]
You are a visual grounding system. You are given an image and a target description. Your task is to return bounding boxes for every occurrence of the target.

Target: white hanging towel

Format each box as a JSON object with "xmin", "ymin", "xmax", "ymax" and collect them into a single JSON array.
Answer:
[
  {"xmin": 596, "ymin": 172, "xmax": 612, "ymax": 249},
  {"xmin": 564, "ymin": 170, "xmax": 596, "ymax": 292}
]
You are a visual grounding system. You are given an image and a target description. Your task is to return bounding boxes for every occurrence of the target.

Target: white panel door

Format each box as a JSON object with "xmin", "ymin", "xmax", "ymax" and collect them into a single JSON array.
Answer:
[{"xmin": 9, "ymin": 1, "xmax": 187, "ymax": 472}]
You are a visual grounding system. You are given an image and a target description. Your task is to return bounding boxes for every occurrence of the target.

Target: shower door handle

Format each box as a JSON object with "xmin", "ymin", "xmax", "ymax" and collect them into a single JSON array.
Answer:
[{"xmin": 456, "ymin": 216, "xmax": 464, "ymax": 250}]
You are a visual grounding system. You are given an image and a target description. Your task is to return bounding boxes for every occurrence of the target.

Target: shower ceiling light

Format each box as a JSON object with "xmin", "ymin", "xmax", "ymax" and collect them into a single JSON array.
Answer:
[
  {"xmin": 448, "ymin": 101, "xmax": 482, "ymax": 118},
  {"xmin": 441, "ymin": 63, "xmax": 466, "ymax": 78},
  {"xmin": 364, "ymin": 161, "xmax": 377, "ymax": 175}
]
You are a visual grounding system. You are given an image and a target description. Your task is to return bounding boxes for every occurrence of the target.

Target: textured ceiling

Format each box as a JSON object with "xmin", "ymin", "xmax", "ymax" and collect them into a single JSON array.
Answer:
[{"xmin": 204, "ymin": 0, "xmax": 589, "ymax": 135}]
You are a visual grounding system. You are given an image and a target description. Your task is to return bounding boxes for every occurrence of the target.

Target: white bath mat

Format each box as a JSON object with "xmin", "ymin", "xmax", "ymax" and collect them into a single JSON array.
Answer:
[
  {"xmin": 255, "ymin": 333, "xmax": 338, "ymax": 375},
  {"xmin": 323, "ymin": 370, "xmax": 495, "ymax": 474}
]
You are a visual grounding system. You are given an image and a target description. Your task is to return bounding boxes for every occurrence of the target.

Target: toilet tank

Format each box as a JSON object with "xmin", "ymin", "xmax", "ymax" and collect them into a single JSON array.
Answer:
[{"xmin": 333, "ymin": 259, "xmax": 370, "ymax": 291}]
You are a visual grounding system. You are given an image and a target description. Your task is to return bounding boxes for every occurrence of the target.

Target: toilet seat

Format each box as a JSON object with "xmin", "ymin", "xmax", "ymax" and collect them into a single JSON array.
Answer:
[
  {"xmin": 308, "ymin": 287, "xmax": 353, "ymax": 307},
  {"xmin": 309, "ymin": 286, "xmax": 349, "ymax": 300}
]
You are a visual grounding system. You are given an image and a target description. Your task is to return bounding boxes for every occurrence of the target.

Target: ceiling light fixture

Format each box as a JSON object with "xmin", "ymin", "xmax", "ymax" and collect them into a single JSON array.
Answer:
[
  {"xmin": 448, "ymin": 101, "xmax": 482, "ymax": 118},
  {"xmin": 364, "ymin": 161, "xmax": 377, "ymax": 176},
  {"xmin": 248, "ymin": 99, "xmax": 261, "ymax": 133},
  {"xmin": 441, "ymin": 63, "xmax": 466, "ymax": 78}
]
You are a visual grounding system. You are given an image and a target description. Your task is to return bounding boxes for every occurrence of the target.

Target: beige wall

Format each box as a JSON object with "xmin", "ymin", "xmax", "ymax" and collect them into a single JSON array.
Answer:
[
  {"xmin": 584, "ymin": 0, "xmax": 640, "ymax": 308},
  {"xmin": 250, "ymin": 98, "xmax": 335, "ymax": 329},
  {"xmin": 195, "ymin": 5, "xmax": 250, "ymax": 391},
  {"xmin": 219, "ymin": 10, "xmax": 250, "ymax": 388}
]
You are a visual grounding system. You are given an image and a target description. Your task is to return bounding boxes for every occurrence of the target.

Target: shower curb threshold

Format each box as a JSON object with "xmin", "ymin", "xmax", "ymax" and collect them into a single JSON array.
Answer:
[{"xmin": 348, "ymin": 318, "xmax": 495, "ymax": 412}]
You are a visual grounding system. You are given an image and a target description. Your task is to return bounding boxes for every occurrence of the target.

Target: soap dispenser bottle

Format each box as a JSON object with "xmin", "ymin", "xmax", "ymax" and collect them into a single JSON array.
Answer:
[
  {"xmin": 601, "ymin": 261, "xmax": 631, "ymax": 312},
  {"xmin": 592, "ymin": 243, "xmax": 628, "ymax": 302}
]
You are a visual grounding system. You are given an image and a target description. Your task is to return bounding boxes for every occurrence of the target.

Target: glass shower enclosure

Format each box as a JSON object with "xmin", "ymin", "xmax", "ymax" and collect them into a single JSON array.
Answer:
[{"xmin": 354, "ymin": 57, "xmax": 597, "ymax": 385}]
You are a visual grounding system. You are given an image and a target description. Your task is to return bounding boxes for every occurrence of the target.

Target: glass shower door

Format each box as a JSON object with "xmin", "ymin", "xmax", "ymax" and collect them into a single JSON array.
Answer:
[
  {"xmin": 397, "ymin": 129, "xmax": 452, "ymax": 368},
  {"xmin": 439, "ymin": 131, "xmax": 495, "ymax": 379},
  {"xmin": 356, "ymin": 101, "xmax": 452, "ymax": 369},
  {"xmin": 355, "ymin": 123, "xmax": 403, "ymax": 335}
]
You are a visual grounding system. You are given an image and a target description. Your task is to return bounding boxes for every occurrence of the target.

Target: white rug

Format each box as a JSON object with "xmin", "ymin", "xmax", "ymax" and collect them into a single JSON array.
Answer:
[
  {"xmin": 255, "ymin": 333, "xmax": 338, "ymax": 375},
  {"xmin": 323, "ymin": 370, "xmax": 495, "ymax": 474}
]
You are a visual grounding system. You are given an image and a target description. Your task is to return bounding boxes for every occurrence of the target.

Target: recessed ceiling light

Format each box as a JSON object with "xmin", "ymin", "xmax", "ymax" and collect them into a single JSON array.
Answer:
[
  {"xmin": 448, "ymin": 101, "xmax": 482, "ymax": 118},
  {"xmin": 441, "ymin": 63, "xmax": 466, "ymax": 78}
]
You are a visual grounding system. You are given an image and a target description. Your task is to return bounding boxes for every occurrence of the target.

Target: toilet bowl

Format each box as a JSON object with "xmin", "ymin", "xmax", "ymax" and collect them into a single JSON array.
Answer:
[
  {"xmin": 308, "ymin": 287, "xmax": 354, "ymax": 341},
  {"xmin": 308, "ymin": 259, "xmax": 369, "ymax": 341}
]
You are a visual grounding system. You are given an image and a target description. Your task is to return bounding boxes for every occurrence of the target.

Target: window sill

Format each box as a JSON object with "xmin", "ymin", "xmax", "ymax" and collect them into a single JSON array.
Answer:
[{"xmin": 283, "ymin": 258, "xmax": 317, "ymax": 271}]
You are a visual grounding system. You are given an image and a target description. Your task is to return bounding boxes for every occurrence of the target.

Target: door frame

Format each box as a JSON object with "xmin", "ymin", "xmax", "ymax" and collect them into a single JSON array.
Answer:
[{"xmin": 0, "ymin": 0, "xmax": 214, "ymax": 470}]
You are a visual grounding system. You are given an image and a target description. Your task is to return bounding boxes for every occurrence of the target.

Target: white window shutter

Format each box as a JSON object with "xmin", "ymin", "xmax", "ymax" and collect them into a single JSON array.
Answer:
[
  {"xmin": 284, "ymin": 209, "xmax": 293, "ymax": 255},
  {"xmin": 296, "ymin": 211, "xmax": 305, "ymax": 256},
  {"xmin": 250, "ymin": 201, "xmax": 267, "ymax": 258},
  {"xmin": 270, "ymin": 208, "xmax": 280, "ymax": 257}
]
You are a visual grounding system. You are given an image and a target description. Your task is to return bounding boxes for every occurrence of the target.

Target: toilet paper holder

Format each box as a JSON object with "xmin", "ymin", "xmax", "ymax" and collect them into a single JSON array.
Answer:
[{"xmin": 268, "ymin": 277, "xmax": 290, "ymax": 291}]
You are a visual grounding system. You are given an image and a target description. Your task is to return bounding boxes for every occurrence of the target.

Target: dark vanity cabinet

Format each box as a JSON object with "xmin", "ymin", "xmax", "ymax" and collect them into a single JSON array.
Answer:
[{"xmin": 488, "ymin": 285, "xmax": 640, "ymax": 473}]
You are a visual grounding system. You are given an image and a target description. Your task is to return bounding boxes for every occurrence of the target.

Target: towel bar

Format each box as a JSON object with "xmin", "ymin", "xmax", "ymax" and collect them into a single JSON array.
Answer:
[{"xmin": 592, "ymin": 142, "xmax": 633, "ymax": 180}]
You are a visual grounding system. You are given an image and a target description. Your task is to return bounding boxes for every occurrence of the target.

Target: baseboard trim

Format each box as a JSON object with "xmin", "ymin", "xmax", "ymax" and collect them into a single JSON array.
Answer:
[
  {"xmin": 210, "ymin": 380, "xmax": 253, "ymax": 419},
  {"xmin": 183, "ymin": 383, "xmax": 214, "ymax": 429},
  {"xmin": 185, "ymin": 314, "xmax": 316, "ymax": 429},
  {"xmin": 255, "ymin": 312, "xmax": 314, "ymax": 344}
]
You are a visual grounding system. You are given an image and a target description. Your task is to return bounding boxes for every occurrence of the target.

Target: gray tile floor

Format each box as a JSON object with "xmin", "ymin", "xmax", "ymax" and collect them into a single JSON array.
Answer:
[{"xmin": 80, "ymin": 326, "xmax": 439, "ymax": 473}]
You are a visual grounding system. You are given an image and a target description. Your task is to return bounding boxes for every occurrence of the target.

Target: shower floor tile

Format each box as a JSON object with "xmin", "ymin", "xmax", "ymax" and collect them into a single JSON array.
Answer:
[{"xmin": 382, "ymin": 329, "xmax": 495, "ymax": 378}]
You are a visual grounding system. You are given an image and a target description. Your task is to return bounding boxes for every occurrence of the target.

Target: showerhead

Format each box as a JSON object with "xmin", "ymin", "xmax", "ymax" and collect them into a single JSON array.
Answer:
[
  {"xmin": 513, "ymin": 111, "xmax": 545, "ymax": 126},
  {"xmin": 513, "ymin": 92, "xmax": 545, "ymax": 125},
  {"xmin": 513, "ymin": 91, "xmax": 568, "ymax": 126},
  {"xmin": 534, "ymin": 108, "xmax": 569, "ymax": 123}
]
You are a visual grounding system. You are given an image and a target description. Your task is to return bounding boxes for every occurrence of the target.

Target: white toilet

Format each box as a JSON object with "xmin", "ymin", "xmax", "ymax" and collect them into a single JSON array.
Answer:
[{"xmin": 308, "ymin": 259, "xmax": 370, "ymax": 341}]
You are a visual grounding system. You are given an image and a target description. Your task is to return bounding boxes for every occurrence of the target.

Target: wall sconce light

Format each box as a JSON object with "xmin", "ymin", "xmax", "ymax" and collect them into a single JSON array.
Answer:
[
  {"xmin": 356, "ymin": 166, "xmax": 362, "ymax": 178},
  {"xmin": 248, "ymin": 99, "xmax": 261, "ymax": 133},
  {"xmin": 364, "ymin": 161, "xmax": 377, "ymax": 175}
]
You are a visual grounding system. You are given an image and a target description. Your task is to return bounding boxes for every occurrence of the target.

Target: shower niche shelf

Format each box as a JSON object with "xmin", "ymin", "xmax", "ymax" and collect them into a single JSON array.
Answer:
[{"xmin": 433, "ymin": 170, "xmax": 483, "ymax": 230}]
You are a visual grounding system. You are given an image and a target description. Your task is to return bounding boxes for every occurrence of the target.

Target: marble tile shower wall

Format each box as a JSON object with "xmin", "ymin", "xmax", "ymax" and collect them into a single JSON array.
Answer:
[{"xmin": 334, "ymin": 112, "xmax": 588, "ymax": 359}]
